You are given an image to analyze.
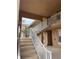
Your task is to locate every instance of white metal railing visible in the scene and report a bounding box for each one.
[30,29,52,59]
[32,12,61,34]
[32,19,48,34]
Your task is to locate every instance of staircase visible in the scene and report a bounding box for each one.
[32,12,60,34]
[20,37,38,59]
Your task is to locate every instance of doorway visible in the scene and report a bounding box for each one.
[47,30,53,46]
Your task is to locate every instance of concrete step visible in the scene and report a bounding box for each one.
[21,47,35,51]
[20,48,35,52]
[21,48,35,51]
[20,39,32,42]
[21,54,38,59]
[20,40,32,44]
[20,39,32,41]
[20,45,34,48]
[20,42,33,45]
[20,39,31,41]
[21,50,36,57]
[20,43,33,47]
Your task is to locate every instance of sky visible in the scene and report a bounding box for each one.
[22,17,35,26]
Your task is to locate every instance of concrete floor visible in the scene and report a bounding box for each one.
[47,46,61,59]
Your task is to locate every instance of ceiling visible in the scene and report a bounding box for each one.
[20,0,61,20]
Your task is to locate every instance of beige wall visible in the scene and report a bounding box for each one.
[17,0,20,23]
[52,29,59,48]
[38,34,42,42]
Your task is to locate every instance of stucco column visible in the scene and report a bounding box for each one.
[52,29,59,48]
[43,32,48,46]
[38,34,42,42]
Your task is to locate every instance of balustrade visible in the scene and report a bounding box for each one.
[30,29,52,59]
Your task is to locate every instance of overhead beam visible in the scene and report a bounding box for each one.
[19,10,47,20]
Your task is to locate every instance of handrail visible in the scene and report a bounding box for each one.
[30,29,52,59]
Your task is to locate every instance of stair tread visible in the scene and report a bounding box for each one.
[20,39,31,41]
[21,51,37,57]
[20,44,33,47]
[21,55,38,59]
[20,42,33,44]
[20,40,32,41]
[21,45,34,48]
[20,47,35,51]
[21,48,36,54]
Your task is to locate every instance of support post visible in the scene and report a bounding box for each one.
[43,32,48,46]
